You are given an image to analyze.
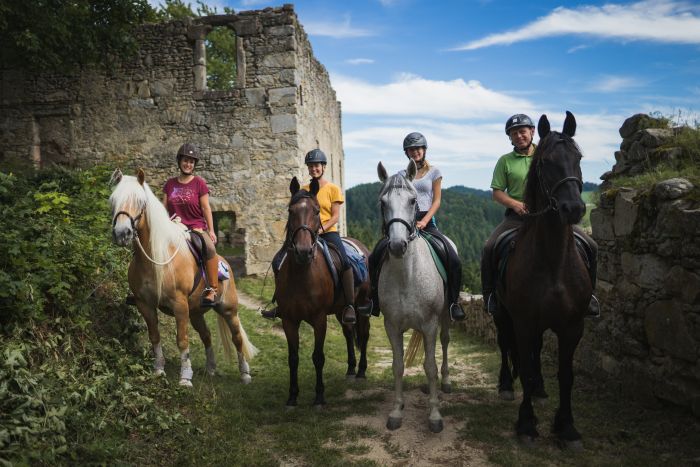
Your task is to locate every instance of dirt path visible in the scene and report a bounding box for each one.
[237,290,494,466]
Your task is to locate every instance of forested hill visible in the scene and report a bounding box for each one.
[345,183,503,292]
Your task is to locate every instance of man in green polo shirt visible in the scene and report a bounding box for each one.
[481,113,600,317]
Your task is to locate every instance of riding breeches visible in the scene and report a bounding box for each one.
[192,228,217,260]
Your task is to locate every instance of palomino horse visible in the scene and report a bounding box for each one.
[110,169,256,387]
[498,111,591,448]
[276,177,371,408]
[377,161,452,433]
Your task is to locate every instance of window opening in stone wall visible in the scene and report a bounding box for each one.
[213,210,246,274]
[205,26,237,91]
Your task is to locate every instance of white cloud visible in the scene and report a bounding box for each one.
[452,0,700,50]
[345,58,375,65]
[590,75,643,92]
[567,44,590,54]
[331,73,536,119]
[305,15,376,38]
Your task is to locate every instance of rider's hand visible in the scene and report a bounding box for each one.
[209,230,217,245]
[416,219,427,230]
[512,201,528,216]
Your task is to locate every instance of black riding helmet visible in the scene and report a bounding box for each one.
[176,143,200,163]
[505,114,534,135]
[403,132,428,151]
[304,149,327,165]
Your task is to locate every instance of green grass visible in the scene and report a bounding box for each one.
[84,276,700,465]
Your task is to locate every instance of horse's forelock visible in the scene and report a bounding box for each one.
[379,173,415,199]
[533,131,581,161]
[289,189,315,207]
[110,175,147,211]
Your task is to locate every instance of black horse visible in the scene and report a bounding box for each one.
[497,111,592,448]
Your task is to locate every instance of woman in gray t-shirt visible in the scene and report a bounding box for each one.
[360,132,466,322]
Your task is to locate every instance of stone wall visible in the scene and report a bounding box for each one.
[0,5,344,275]
[456,114,700,416]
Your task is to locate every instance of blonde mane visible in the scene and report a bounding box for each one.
[109,175,187,298]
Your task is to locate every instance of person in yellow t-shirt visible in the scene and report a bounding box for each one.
[261,149,357,325]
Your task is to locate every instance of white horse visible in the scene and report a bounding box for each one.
[110,169,257,387]
[377,161,452,433]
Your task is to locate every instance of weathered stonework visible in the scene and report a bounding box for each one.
[457,114,700,416]
[0,5,344,275]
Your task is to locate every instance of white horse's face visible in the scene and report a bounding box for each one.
[109,173,146,247]
[379,175,417,258]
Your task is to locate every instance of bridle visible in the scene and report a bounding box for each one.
[381,179,419,241]
[286,193,320,260]
[112,206,145,232]
[525,140,583,218]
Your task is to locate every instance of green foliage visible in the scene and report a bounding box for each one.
[0,167,190,464]
[0,0,157,72]
[346,183,503,292]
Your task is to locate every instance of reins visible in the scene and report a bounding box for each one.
[285,192,321,260]
[113,205,184,266]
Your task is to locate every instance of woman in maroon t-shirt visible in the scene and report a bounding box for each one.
[162,143,219,306]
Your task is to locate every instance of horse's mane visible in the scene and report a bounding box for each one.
[289,189,314,206]
[110,176,187,294]
[524,131,582,211]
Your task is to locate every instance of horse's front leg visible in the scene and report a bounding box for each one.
[173,302,193,387]
[190,312,216,376]
[135,301,165,376]
[340,317,357,378]
[514,329,538,444]
[356,316,370,379]
[384,321,405,430]
[423,327,443,433]
[282,318,301,408]
[495,310,515,400]
[532,334,548,400]
[552,324,584,449]
[439,313,452,393]
[311,315,328,407]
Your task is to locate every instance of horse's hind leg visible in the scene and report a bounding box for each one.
[495,311,515,400]
[356,316,370,379]
[136,303,165,376]
[552,326,584,449]
[190,313,216,376]
[384,321,405,430]
[311,316,328,407]
[423,329,444,433]
[217,307,253,384]
[340,320,357,378]
[439,315,451,393]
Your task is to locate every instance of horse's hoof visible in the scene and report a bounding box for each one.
[154,369,166,377]
[420,384,429,394]
[313,403,325,412]
[206,368,216,377]
[499,390,515,401]
[386,416,403,431]
[518,434,536,447]
[355,373,367,380]
[441,383,452,394]
[429,419,444,433]
[346,374,357,381]
[285,405,296,411]
[179,379,193,387]
[241,374,252,384]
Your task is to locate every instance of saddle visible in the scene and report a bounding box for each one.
[418,231,448,285]
[186,230,230,291]
[494,228,595,289]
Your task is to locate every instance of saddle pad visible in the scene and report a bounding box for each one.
[419,233,447,285]
[342,239,369,285]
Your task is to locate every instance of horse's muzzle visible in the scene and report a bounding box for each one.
[112,227,134,246]
[388,238,408,257]
[558,199,586,225]
[292,246,314,265]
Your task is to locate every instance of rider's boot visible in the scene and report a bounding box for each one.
[201,256,219,307]
[586,294,601,318]
[449,302,466,321]
[484,291,498,315]
[341,268,357,325]
[125,294,136,306]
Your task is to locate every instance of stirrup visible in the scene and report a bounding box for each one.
[357,299,373,317]
[125,295,136,306]
[341,305,357,325]
[486,293,498,315]
[259,303,278,320]
[449,302,466,322]
[586,295,601,318]
[200,287,218,307]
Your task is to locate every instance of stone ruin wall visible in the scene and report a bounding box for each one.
[0,5,344,275]
[457,114,700,416]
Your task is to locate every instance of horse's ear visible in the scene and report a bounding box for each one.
[110,169,123,186]
[538,114,550,139]
[290,177,300,195]
[406,160,417,181]
[563,110,576,137]
[309,177,320,196]
[377,162,388,183]
[136,168,145,186]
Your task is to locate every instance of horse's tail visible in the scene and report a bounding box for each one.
[216,315,259,362]
[404,330,424,367]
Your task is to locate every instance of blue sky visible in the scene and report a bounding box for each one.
[211,0,699,189]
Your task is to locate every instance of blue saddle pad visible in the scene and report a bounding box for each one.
[343,239,369,285]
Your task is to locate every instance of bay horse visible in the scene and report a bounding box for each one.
[109,169,257,387]
[376,160,452,433]
[498,111,591,448]
[276,176,371,408]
